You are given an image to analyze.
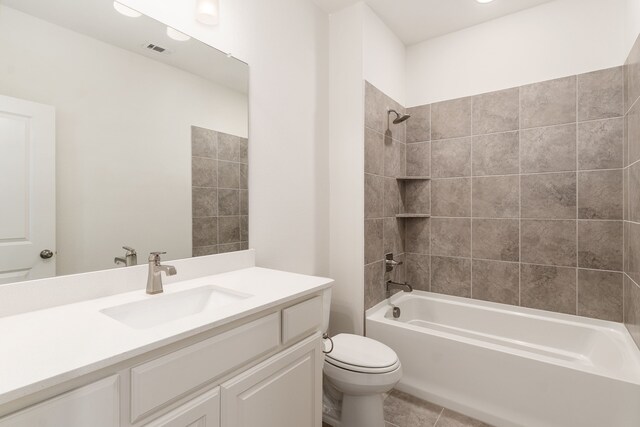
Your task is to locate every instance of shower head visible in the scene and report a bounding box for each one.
[388,109,411,124]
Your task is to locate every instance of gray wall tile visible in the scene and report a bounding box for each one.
[624,276,640,350]
[630,161,640,222]
[405,218,429,254]
[192,187,217,217]
[406,104,431,143]
[629,101,640,165]
[520,124,576,173]
[521,173,576,219]
[432,178,470,217]
[472,219,519,262]
[239,138,248,164]
[578,220,623,271]
[193,217,217,247]
[578,169,623,219]
[626,37,640,113]
[472,87,519,134]
[521,220,576,267]
[365,173,384,219]
[192,157,217,187]
[432,137,471,178]
[191,126,217,158]
[406,253,430,291]
[240,190,249,215]
[472,260,519,305]
[240,164,248,190]
[627,222,640,285]
[404,180,430,214]
[472,131,519,176]
[432,97,472,140]
[431,256,471,297]
[406,142,430,177]
[578,269,623,322]
[384,217,405,255]
[219,243,242,253]
[218,216,241,244]
[240,216,248,242]
[218,132,242,161]
[218,161,240,189]
[193,245,218,257]
[218,189,240,216]
[578,118,624,170]
[384,136,406,177]
[364,261,384,310]
[472,176,519,218]
[578,67,624,121]
[365,127,384,175]
[521,264,577,314]
[521,76,576,129]
[365,219,383,265]
[384,177,402,217]
[431,218,471,257]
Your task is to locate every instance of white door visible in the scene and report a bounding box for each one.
[221,335,323,427]
[0,95,55,284]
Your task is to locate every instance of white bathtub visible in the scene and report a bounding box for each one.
[366,291,640,427]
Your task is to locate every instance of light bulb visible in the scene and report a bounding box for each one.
[166,27,191,41]
[195,0,219,26]
[113,1,142,18]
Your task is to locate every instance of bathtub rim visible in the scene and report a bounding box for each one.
[366,290,640,385]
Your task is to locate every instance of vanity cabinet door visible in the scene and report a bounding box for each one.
[0,375,119,427]
[144,387,220,427]
[221,334,322,427]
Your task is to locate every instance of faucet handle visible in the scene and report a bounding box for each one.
[123,246,136,254]
[149,251,167,262]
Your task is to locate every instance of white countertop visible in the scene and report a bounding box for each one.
[0,267,332,406]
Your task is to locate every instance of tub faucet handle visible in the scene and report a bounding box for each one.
[385,253,403,272]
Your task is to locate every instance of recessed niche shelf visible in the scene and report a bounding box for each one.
[396,176,431,181]
[396,214,431,218]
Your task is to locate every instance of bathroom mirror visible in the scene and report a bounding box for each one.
[0,0,249,283]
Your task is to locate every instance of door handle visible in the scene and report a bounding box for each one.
[40,249,54,259]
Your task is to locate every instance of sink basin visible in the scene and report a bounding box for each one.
[100,285,252,329]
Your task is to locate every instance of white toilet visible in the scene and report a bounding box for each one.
[321,293,402,427]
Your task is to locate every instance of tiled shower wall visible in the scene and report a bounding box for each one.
[191,126,249,256]
[624,35,640,349]
[365,62,628,321]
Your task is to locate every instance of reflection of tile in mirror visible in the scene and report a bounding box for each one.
[191,127,248,257]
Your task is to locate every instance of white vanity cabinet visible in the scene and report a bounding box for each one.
[0,376,120,427]
[0,294,326,427]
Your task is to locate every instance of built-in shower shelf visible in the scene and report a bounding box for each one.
[396,176,431,181]
[396,214,431,218]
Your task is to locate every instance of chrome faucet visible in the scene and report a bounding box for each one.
[386,280,412,299]
[146,252,177,295]
[115,246,137,267]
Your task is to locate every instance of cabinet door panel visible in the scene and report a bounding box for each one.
[221,334,322,427]
[0,376,119,427]
[144,387,220,427]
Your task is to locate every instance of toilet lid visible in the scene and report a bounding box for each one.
[325,334,399,373]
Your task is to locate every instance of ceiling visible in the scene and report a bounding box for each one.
[1,0,248,93]
[313,0,555,45]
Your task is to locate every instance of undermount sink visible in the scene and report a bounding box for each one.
[100,285,252,329]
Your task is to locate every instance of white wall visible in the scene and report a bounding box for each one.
[329,3,365,335]
[627,0,640,54]
[363,5,406,106]
[118,0,330,276]
[406,0,627,106]
[0,5,248,275]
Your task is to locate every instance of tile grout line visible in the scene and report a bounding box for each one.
[470,98,474,299]
[518,85,522,307]
[576,76,580,316]
[432,408,445,427]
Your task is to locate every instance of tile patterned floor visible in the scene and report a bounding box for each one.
[323,389,492,427]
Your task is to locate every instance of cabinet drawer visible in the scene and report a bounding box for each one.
[144,387,220,427]
[282,296,323,345]
[0,376,119,427]
[131,313,280,422]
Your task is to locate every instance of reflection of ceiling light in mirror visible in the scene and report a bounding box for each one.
[195,0,219,26]
[113,1,142,17]
[476,0,495,3]
[166,27,191,42]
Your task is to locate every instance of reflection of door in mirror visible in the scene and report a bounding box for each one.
[0,95,55,284]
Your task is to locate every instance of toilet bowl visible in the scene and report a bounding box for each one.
[322,333,402,427]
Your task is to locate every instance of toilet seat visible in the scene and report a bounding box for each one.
[325,334,400,374]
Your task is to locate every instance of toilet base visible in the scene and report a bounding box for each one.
[340,393,385,427]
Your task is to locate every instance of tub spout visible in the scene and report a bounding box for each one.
[386,280,412,299]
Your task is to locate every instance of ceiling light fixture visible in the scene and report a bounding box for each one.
[113,1,142,18]
[195,0,219,26]
[166,27,191,41]
[476,0,495,3]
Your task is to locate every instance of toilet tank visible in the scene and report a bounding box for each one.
[322,287,332,333]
